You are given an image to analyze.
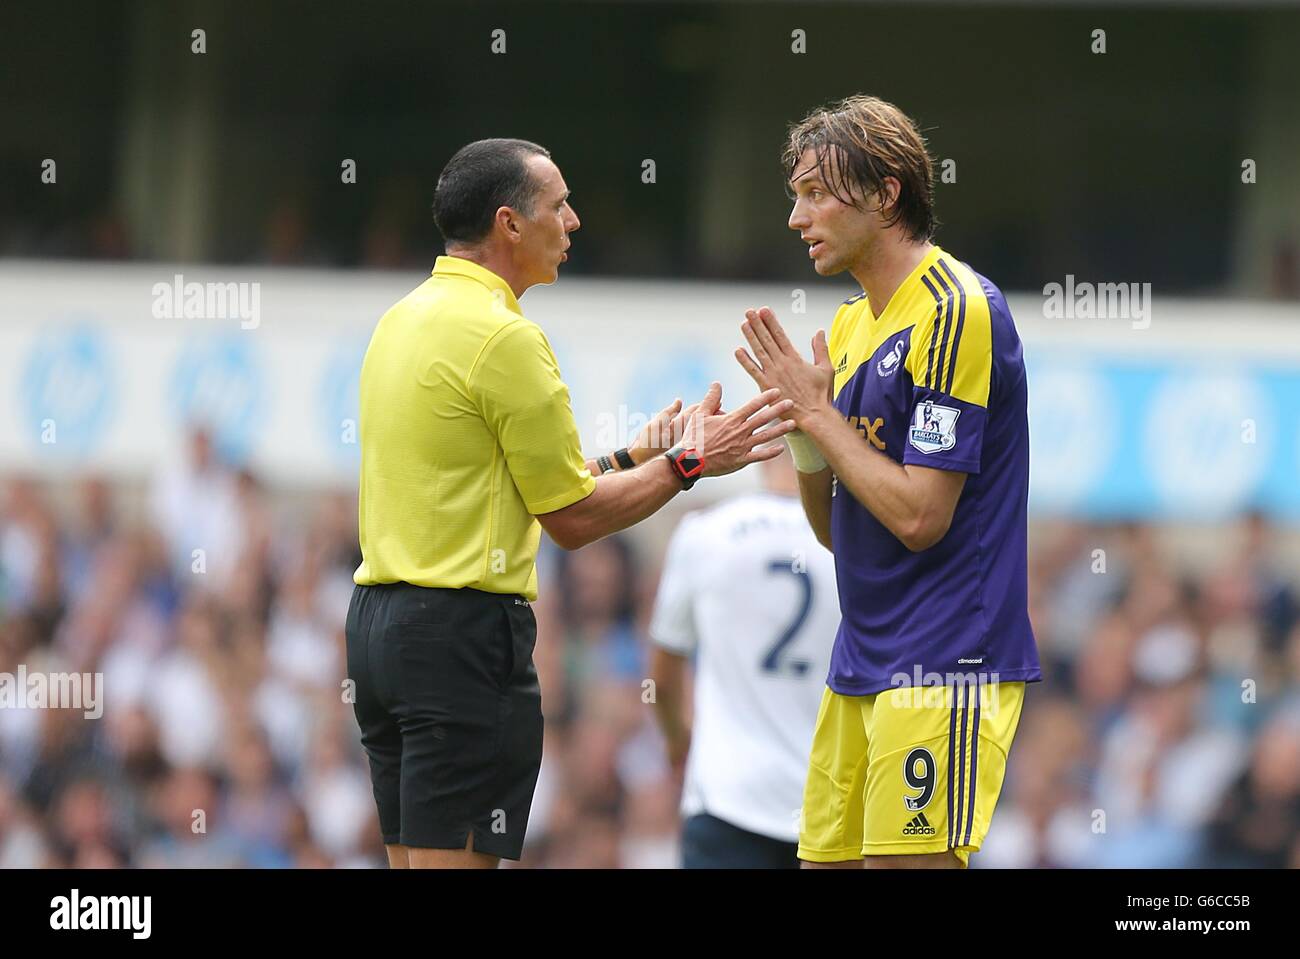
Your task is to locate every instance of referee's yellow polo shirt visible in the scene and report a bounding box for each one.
[353,255,595,600]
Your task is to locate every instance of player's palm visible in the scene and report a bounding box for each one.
[737,309,834,428]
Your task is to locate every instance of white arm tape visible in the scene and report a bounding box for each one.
[784,430,828,473]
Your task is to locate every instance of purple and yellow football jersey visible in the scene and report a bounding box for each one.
[826,245,1041,695]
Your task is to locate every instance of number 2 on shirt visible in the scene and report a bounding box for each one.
[760,559,813,676]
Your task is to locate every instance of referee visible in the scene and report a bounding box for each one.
[345,138,797,869]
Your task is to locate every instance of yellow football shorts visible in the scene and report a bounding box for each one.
[798,681,1026,866]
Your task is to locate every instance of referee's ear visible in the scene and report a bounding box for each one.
[494,205,524,244]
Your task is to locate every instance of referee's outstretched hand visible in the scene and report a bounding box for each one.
[681,381,797,477]
[629,396,686,460]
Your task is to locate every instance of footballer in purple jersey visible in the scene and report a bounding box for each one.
[821,245,1041,695]
[736,95,1040,870]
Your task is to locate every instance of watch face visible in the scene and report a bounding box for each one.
[679,451,703,477]
[667,446,704,487]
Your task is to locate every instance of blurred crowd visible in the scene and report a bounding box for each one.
[0,430,1297,868]
[8,198,435,273]
[989,516,1300,868]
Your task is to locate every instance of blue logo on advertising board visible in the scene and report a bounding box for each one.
[169,335,265,463]
[21,327,114,456]
[320,339,367,463]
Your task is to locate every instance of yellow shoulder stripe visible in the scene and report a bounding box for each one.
[906,258,992,408]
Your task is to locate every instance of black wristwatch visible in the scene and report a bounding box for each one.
[664,444,705,490]
[613,447,636,471]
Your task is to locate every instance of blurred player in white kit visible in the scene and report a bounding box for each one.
[648,457,840,868]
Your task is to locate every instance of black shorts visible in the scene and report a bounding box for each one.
[681,813,800,869]
[344,582,543,860]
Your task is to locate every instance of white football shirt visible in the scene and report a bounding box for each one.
[649,491,840,842]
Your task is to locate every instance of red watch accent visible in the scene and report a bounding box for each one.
[664,444,705,489]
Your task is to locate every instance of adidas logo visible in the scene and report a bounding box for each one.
[903,812,937,836]
[835,354,848,375]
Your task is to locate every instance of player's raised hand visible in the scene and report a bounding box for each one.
[736,307,833,428]
[682,385,797,477]
[811,327,834,403]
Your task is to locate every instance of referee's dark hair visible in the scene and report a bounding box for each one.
[433,138,552,245]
